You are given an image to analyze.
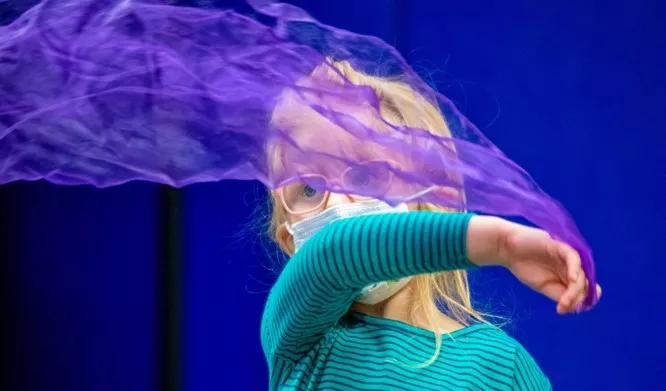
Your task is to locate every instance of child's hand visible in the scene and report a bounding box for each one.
[467,216,602,314]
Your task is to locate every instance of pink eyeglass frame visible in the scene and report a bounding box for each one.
[277,159,400,215]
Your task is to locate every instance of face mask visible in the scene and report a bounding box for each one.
[285,198,413,305]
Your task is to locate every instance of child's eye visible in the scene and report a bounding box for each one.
[350,171,370,187]
[301,184,318,198]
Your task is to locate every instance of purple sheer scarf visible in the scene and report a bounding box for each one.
[0,0,599,309]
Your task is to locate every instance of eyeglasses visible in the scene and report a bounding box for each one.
[278,159,398,215]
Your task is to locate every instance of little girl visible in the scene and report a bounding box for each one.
[261,60,599,390]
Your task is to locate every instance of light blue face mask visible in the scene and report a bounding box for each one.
[285,198,413,305]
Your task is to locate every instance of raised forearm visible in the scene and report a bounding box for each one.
[466,215,511,267]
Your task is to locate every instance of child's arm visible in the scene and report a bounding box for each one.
[260,211,477,366]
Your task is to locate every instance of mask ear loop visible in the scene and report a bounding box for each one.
[283,221,295,236]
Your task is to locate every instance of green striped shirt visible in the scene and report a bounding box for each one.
[261,211,551,390]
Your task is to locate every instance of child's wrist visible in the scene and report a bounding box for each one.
[466,215,511,267]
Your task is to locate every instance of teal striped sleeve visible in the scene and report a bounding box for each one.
[260,211,477,365]
[512,343,552,390]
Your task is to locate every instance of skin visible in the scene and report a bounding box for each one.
[280,191,603,334]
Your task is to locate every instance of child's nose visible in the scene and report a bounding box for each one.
[325,192,355,209]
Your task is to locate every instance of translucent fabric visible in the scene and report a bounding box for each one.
[0,0,598,309]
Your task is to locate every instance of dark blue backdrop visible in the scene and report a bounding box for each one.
[1,1,664,390]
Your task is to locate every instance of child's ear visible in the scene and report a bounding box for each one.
[276,222,296,256]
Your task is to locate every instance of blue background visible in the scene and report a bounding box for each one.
[1,0,664,390]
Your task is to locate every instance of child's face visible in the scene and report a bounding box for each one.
[274,92,397,225]
[272,86,432,226]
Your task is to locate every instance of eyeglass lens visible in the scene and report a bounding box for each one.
[283,162,393,213]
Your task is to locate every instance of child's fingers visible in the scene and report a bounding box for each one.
[572,278,589,310]
[552,241,584,314]
[558,266,585,314]
[541,281,566,303]
[539,278,571,314]
[570,271,586,311]
[558,242,581,283]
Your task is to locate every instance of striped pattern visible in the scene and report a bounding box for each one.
[261,211,551,390]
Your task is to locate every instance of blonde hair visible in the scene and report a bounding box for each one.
[265,59,490,368]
